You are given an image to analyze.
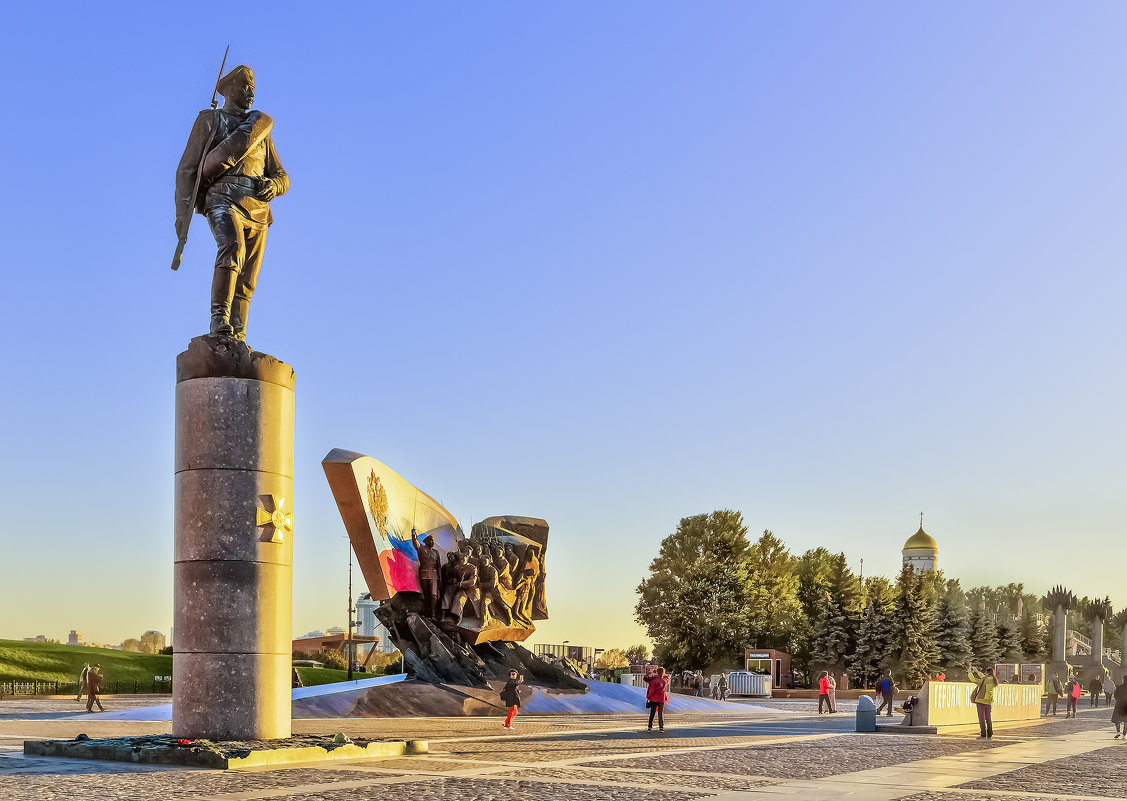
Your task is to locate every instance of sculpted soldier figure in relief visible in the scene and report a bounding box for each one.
[174,64,289,341]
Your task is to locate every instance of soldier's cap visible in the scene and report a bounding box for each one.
[217,65,255,96]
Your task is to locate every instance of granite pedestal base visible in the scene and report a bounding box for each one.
[173,336,295,740]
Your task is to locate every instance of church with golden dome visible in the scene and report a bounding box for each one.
[902,516,939,572]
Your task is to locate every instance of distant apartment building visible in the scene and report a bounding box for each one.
[355,594,395,654]
[68,629,83,646]
[22,634,47,643]
[292,595,395,658]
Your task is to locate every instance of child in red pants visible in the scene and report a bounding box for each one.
[500,670,523,730]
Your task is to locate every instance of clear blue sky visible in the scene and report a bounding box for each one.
[1,3,1124,648]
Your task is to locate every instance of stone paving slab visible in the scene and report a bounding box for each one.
[899,794,1090,801]
[956,742,1127,799]
[497,766,778,792]
[278,777,710,801]
[0,766,405,801]
[585,734,1007,779]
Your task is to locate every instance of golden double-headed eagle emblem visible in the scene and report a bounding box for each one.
[367,470,389,539]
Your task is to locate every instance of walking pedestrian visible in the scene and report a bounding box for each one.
[1089,675,1104,708]
[717,673,729,701]
[1044,673,1063,716]
[75,663,90,703]
[1065,675,1080,718]
[85,665,105,713]
[876,670,896,717]
[694,670,704,698]
[828,673,838,713]
[1104,675,1115,707]
[973,666,998,739]
[1113,674,1127,739]
[499,669,522,730]
[644,666,670,732]
[818,672,833,714]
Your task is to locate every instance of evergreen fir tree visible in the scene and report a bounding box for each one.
[849,579,895,689]
[969,604,1000,668]
[996,617,1023,662]
[893,564,939,687]
[1019,611,1043,661]
[933,579,973,674]
[811,553,862,678]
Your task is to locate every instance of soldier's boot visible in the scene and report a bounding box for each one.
[230,292,251,342]
[210,268,238,336]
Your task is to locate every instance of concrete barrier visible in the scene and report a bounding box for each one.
[908,680,1041,727]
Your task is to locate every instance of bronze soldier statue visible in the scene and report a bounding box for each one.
[438,552,460,618]
[411,528,441,618]
[476,555,513,627]
[174,64,289,341]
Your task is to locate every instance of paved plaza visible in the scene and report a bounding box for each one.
[0,697,1123,800]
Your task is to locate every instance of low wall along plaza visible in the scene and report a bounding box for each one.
[915,680,1041,727]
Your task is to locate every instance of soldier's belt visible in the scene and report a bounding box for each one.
[213,175,260,189]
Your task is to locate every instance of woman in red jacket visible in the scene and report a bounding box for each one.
[644,666,670,732]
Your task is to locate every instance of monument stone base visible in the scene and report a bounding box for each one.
[173,335,295,741]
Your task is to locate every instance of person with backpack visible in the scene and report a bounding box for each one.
[1044,673,1063,716]
[972,666,998,739]
[1065,675,1081,718]
[499,670,522,730]
[876,670,896,717]
[644,666,670,732]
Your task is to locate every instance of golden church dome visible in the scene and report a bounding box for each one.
[903,526,938,552]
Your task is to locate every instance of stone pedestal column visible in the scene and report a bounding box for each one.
[1090,616,1105,670]
[1052,607,1067,664]
[173,336,295,740]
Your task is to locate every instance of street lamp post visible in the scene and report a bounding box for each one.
[346,537,355,681]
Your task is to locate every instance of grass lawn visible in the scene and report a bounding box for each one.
[0,639,172,684]
[295,666,405,686]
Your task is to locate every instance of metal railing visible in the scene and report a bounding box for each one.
[0,680,172,696]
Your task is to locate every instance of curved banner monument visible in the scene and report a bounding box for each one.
[323,449,579,691]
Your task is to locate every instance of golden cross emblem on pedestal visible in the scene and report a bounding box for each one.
[256,495,292,543]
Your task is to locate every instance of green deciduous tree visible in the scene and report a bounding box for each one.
[635,510,753,672]
[625,643,651,663]
[792,547,835,686]
[746,531,802,651]
[594,648,630,676]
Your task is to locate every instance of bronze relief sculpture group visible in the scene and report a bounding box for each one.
[413,530,547,634]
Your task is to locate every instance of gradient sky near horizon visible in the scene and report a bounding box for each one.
[1,3,1124,649]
